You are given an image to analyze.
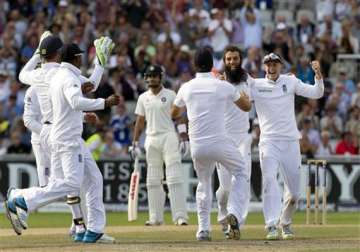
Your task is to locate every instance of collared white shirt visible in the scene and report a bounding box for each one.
[251,74,324,141]
[225,75,254,135]
[19,54,104,124]
[174,72,240,144]
[135,87,176,136]
[49,62,105,144]
[23,86,42,144]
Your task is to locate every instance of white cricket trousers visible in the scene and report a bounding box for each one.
[259,139,301,228]
[191,136,249,233]
[16,138,105,233]
[145,131,188,223]
[216,133,252,225]
[31,142,49,187]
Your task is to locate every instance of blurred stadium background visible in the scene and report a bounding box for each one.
[0,0,359,213]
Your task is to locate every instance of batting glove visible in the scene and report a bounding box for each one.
[94,36,115,67]
[35,30,52,55]
[180,141,190,158]
[129,142,141,160]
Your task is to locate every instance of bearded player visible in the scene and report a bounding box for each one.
[215,45,253,237]
[130,65,188,226]
[251,53,324,240]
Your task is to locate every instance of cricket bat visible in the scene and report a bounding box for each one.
[128,156,140,221]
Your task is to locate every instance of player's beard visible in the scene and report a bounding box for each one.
[224,64,248,84]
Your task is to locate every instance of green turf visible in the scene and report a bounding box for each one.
[0,212,359,251]
[0,211,359,228]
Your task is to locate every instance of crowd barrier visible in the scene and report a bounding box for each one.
[0,155,359,212]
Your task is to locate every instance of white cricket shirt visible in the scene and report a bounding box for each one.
[224,75,254,135]
[174,72,240,144]
[23,86,42,144]
[135,87,176,136]
[251,75,324,141]
[19,54,104,124]
[49,63,105,144]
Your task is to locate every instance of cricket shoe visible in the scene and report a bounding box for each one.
[196,230,211,241]
[226,214,240,240]
[82,230,115,244]
[175,217,188,226]
[219,219,229,238]
[73,231,86,242]
[266,226,279,240]
[145,220,163,226]
[4,188,23,235]
[14,196,29,229]
[281,225,295,240]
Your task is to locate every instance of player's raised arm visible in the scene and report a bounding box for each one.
[294,61,324,99]
[78,36,115,92]
[19,31,53,85]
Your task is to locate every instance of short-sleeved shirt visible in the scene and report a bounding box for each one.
[135,88,176,136]
[174,72,240,144]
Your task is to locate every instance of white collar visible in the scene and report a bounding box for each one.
[265,75,281,85]
[60,62,81,76]
[196,72,213,78]
[42,62,60,70]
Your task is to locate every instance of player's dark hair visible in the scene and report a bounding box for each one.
[42,51,58,61]
[223,45,243,61]
[194,47,213,72]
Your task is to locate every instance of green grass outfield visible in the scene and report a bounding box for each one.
[0,212,359,252]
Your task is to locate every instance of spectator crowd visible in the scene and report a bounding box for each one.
[0,0,359,158]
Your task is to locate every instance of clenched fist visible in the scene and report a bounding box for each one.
[105,94,121,107]
[311,61,322,79]
[81,82,94,94]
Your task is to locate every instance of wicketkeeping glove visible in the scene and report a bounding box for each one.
[35,30,52,54]
[94,36,115,67]
[180,141,190,158]
[129,142,141,160]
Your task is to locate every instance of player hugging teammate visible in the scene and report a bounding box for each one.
[170,46,324,241]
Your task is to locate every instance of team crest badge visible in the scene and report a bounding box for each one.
[282,84,287,93]
[161,97,166,103]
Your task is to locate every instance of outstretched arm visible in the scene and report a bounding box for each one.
[63,78,105,111]
[294,61,324,99]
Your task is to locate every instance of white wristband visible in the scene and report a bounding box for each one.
[177,124,187,134]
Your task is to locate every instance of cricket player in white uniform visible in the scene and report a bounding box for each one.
[5,43,120,243]
[171,48,251,241]
[215,46,253,235]
[251,53,324,240]
[16,33,114,242]
[130,65,189,226]
[23,86,48,187]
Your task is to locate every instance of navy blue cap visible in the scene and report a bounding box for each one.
[39,36,63,57]
[145,65,163,76]
[60,43,84,62]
